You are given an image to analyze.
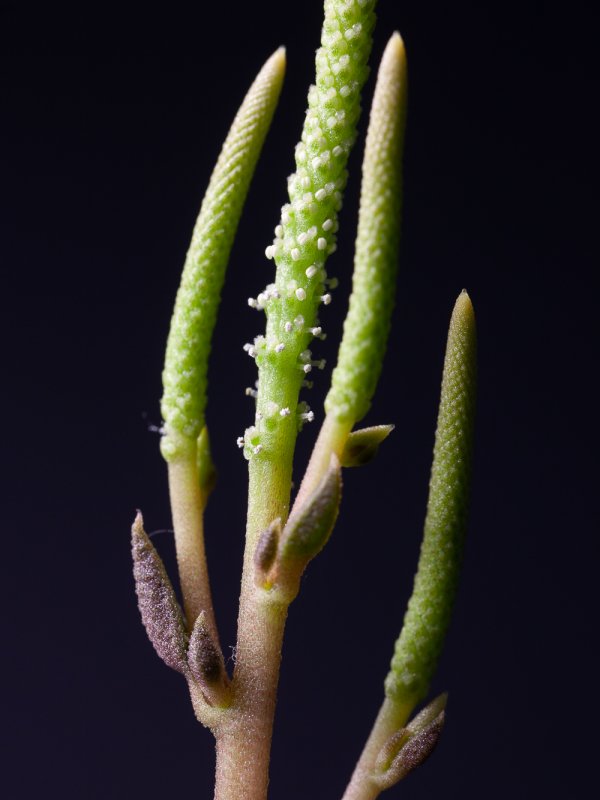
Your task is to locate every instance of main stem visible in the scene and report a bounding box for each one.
[213,434,296,800]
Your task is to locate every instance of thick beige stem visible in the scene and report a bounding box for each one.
[213,591,288,800]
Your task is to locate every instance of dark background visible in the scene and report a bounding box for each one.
[2,0,596,797]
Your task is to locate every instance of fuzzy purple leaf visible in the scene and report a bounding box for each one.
[131,512,188,674]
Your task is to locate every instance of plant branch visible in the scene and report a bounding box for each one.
[167,448,219,639]
[342,698,413,800]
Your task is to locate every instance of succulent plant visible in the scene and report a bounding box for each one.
[131,2,477,798]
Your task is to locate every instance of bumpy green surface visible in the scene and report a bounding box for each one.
[385,292,477,707]
[242,0,377,460]
[326,32,407,424]
[160,49,285,460]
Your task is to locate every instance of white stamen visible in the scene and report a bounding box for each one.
[295,288,306,301]
[275,224,283,237]
[297,232,308,245]
[265,245,274,259]
[305,265,318,278]
[301,410,315,422]
[280,407,291,417]
[275,342,286,353]
[291,248,300,261]
[310,326,322,336]
[253,445,263,455]
[245,387,258,398]
[303,364,312,373]
[247,297,258,308]
[322,218,333,231]
[315,188,327,201]
[284,321,293,333]
[236,437,245,448]
[321,293,332,305]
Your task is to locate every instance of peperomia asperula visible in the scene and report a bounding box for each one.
[131,2,477,799]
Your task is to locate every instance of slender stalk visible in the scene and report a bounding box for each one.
[292,413,352,513]
[342,698,413,800]
[167,450,219,638]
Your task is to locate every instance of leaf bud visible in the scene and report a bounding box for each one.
[340,424,394,467]
[131,512,188,674]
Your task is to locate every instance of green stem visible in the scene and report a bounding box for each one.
[342,698,413,800]
[167,449,218,640]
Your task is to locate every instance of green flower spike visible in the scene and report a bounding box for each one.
[294,30,407,509]
[343,292,476,800]
[161,47,286,462]
[241,0,377,509]
[386,290,477,710]
[325,31,407,426]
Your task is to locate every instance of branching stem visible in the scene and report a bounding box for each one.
[342,698,413,800]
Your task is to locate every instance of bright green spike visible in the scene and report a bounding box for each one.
[160,48,286,461]
[385,291,477,708]
[242,0,377,462]
[325,32,407,425]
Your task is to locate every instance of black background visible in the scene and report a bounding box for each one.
[2,0,597,797]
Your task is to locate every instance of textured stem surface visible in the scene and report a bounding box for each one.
[214,595,288,800]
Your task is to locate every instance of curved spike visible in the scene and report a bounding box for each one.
[161,47,286,461]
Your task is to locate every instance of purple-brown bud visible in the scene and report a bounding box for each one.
[131,512,188,674]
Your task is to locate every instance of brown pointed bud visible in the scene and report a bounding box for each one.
[254,518,282,586]
[197,426,217,499]
[405,692,447,735]
[281,454,342,562]
[340,424,395,467]
[187,610,229,705]
[374,696,446,788]
[131,512,188,674]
